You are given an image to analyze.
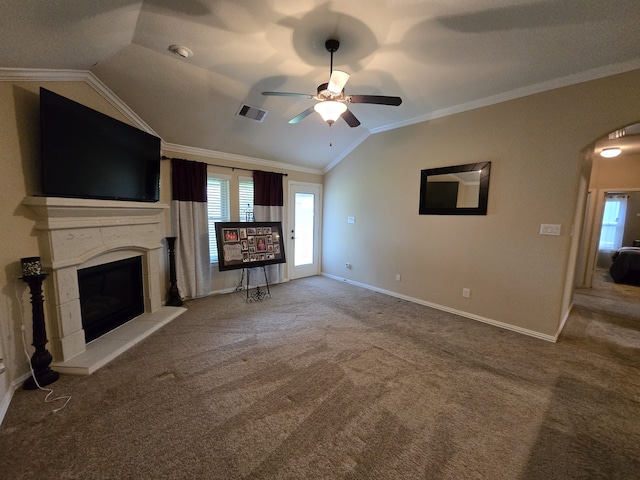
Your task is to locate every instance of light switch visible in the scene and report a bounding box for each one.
[540,224,561,236]
[347,216,355,224]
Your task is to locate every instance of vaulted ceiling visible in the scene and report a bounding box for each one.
[2,1,640,171]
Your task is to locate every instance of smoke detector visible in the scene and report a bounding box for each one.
[168,45,193,59]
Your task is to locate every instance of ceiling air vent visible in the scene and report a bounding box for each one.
[237,103,268,123]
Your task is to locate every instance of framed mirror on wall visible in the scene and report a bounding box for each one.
[419,161,491,215]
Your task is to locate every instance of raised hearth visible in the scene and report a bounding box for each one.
[23,196,185,373]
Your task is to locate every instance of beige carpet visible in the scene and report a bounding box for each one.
[1,276,639,479]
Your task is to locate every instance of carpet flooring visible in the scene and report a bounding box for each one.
[1,275,639,479]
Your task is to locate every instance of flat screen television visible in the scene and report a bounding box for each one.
[40,88,161,202]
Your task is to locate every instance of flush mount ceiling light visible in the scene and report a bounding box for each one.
[168,44,193,59]
[600,147,622,158]
[313,101,347,125]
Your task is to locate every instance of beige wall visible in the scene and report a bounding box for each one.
[323,69,640,339]
[2,69,639,410]
[0,80,323,399]
[0,81,138,399]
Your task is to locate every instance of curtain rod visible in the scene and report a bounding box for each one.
[161,155,288,176]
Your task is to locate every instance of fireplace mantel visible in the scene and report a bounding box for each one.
[22,196,185,373]
[23,196,167,225]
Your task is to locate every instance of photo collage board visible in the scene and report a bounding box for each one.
[214,221,287,271]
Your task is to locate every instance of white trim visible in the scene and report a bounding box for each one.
[0,388,13,426]
[163,142,324,176]
[0,67,90,82]
[6,61,640,176]
[556,302,573,341]
[0,68,158,136]
[0,68,322,176]
[321,273,557,343]
[369,58,640,135]
[288,182,323,280]
[0,372,31,426]
[209,278,290,297]
[323,131,371,173]
[325,59,640,172]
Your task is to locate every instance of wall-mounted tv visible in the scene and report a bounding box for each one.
[40,88,161,202]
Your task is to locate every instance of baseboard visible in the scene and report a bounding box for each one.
[0,372,31,426]
[0,388,12,426]
[210,277,289,297]
[555,301,573,341]
[321,273,556,342]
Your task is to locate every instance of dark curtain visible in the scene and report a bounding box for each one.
[253,170,285,284]
[171,158,207,201]
[253,170,284,206]
[171,158,211,298]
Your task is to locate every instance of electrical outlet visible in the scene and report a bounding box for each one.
[462,288,471,298]
[345,263,351,269]
[395,274,401,281]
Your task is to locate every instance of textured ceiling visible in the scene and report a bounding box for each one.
[2,0,640,171]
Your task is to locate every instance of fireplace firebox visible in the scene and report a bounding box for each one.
[78,256,144,343]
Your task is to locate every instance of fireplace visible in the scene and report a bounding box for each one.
[22,196,185,373]
[79,256,144,343]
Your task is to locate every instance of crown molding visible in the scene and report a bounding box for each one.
[324,131,370,173]
[0,67,90,82]
[162,142,324,176]
[371,59,640,135]
[0,68,157,136]
[0,68,322,176]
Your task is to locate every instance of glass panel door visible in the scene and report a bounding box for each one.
[288,182,321,279]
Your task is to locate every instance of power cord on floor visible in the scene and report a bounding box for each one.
[15,278,71,413]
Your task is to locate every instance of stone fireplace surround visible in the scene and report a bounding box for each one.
[23,196,185,375]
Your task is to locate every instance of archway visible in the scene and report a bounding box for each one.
[573,122,640,318]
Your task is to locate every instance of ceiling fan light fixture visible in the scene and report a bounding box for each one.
[328,70,350,94]
[314,101,347,125]
[600,147,621,158]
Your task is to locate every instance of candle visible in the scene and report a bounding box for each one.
[21,257,43,277]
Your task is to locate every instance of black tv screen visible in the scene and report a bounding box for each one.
[40,88,160,202]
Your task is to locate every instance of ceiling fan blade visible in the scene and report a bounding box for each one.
[262,91,313,98]
[288,106,315,124]
[341,108,361,128]
[327,70,350,94]
[346,95,402,106]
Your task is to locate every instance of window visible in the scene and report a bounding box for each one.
[207,174,230,262]
[239,176,254,222]
[598,195,628,250]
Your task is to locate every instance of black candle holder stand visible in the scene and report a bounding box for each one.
[165,237,183,306]
[20,274,59,390]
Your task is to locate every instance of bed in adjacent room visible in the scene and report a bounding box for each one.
[610,247,640,285]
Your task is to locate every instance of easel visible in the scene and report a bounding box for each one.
[238,266,271,303]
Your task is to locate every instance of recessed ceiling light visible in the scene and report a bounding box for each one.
[168,45,193,59]
[600,147,622,158]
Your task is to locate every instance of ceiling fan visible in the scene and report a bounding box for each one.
[262,39,402,128]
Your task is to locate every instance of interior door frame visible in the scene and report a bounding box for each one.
[287,181,322,280]
[583,187,640,288]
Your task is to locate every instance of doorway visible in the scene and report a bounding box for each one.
[288,182,322,280]
[573,123,640,319]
